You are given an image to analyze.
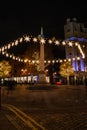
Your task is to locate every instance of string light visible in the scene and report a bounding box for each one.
[48,39,52,44]
[0,34,85,64]
[62,41,66,45]
[55,40,60,45]
[69,41,73,46]
[77,43,85,58]
[40,38,45,44]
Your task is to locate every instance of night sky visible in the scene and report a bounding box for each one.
[0,1,64,43]
[0,1,87,41]
[0,1,87,58]
[64,1,87,22]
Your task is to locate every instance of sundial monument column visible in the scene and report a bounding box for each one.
[38,27,46,83]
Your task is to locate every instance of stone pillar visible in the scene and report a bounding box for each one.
[40,43,44,72]
[38,27,47,83]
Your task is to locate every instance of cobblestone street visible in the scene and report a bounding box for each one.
[1,84,87,130]
[29,112,87,130]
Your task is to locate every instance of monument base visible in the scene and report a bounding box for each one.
[38,72,47,84]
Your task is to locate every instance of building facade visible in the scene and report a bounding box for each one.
[64,18,87,85]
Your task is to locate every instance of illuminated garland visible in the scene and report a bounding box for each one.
[0,34,85,63]
[0,51,82,64]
